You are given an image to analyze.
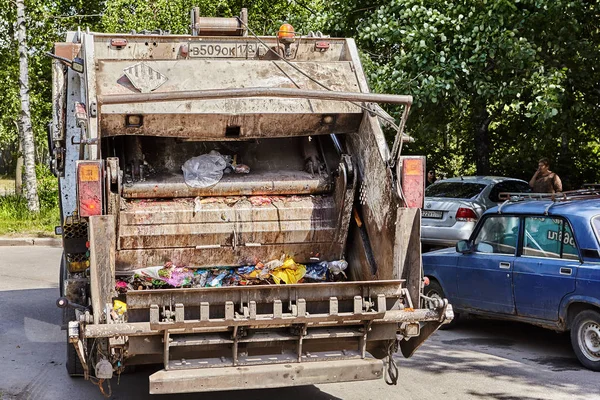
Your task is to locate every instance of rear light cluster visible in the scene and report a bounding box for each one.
[77,161,103,217]
[456,207,478,222]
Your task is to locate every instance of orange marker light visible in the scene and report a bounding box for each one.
[277,23,296,44]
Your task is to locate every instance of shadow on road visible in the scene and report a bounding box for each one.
[0,287,343,400]
[395,317,597,399]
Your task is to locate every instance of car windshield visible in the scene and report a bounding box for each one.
[425,182,487,199]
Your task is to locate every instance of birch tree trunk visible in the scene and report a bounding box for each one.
[16,0,39,212]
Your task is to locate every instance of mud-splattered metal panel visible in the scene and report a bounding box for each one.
[92,35,349,62]
[100,113,362,139]
[116,195,343,268]
[121,170,331,198]
[96,60,362,114]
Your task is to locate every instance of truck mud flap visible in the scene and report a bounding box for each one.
[149,358,383,394]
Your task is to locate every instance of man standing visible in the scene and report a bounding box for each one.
[426,169,437,187]
[529,158,562,193]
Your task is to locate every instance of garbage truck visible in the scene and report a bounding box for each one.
[49,9,453,395]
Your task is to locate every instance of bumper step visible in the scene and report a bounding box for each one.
[150,357,383,394]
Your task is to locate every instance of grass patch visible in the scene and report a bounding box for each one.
[0,177,14,196]
[0,194,60,236]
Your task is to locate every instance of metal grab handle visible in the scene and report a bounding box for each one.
[499,262,511,270]
[560,267,572,276]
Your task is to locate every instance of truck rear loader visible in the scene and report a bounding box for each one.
[49,9,453,395]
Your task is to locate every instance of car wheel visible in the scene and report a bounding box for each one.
[424,280,459,329]
[570,310,600,371]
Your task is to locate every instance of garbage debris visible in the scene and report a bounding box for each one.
[182,151,229,188]
[182,151,251,188]
[327,260,348,279]
[115,258,348,292]
[270,258,306,284]
[305,262,328,281]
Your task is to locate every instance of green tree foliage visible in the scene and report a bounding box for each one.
[320,0,600,187]
[102,0,324,35]
[0,0,103,175]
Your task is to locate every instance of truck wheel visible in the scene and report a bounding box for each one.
[570,310,600,371]
[424,280,458,329]
[65,319,85,377]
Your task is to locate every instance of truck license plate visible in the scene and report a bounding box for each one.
[422,210,443,219]
[189,41,257,58]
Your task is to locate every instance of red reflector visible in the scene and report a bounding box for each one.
[315,41,330,51]
[423,276,430,286]
[77,162,102,217]
[110,38,128,47]
[456,207,478,222]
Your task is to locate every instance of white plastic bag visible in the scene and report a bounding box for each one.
[182,151,228,188]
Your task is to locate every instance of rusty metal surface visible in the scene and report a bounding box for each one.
[120,196,335,225]
[100,112,362,139]
[121,171,331,198]
[124,279,403,309]
[89,215,116,324]
[346,114,400,281]
[115,243,342,270]
[82,307,446,338]
[96,60,362,109]
[149,358,383,394]
[98,86,412,108]
[93,35,348,61]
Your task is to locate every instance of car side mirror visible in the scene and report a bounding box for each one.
[456,240,472,253]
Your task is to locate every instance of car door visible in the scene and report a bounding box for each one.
[512,216,579,320]
[455,215,520,314]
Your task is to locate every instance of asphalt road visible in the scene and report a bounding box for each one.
[1,246,599,400]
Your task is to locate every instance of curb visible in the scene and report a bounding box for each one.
[0,237,62,247]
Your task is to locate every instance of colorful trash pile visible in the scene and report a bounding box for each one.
[116,258,348,293]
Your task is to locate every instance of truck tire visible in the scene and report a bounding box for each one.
[570,310,600,371]
[424,280,458,329]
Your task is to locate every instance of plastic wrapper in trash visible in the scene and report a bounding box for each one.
[234,164,250,174]
[271,257,306,284]
[305,262,328,281]
[207,270,228,287]
[113,300,127,315]
[192,270,209,288]
[327,260,348,279]
[182,151,228,188]
[163,267,194,287]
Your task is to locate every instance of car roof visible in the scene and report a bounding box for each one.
[486,198,600,218]
[434,176,527,185]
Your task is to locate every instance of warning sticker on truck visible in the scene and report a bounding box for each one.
[189,41,257,58]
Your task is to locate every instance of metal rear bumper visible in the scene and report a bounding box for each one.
[149,358,383,394]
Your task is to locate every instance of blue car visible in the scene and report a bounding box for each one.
[423,196,600,371]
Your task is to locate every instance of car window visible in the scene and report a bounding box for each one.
[473,216,520,255]
[523,216,579,260]
[425,182,486,199]
[593,216,600,247]
[488,181,532,203]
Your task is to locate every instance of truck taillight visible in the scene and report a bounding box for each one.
[77,161,103,217]
[456,207,478,222]
[400,156,425,208]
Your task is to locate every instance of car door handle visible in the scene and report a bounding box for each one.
[499,262,511,270]
[560,267,572,276]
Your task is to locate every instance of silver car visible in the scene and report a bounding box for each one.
[421,176,531,248]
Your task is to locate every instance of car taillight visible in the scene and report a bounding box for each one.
[456,207,478,222]
[77,161,103,217]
